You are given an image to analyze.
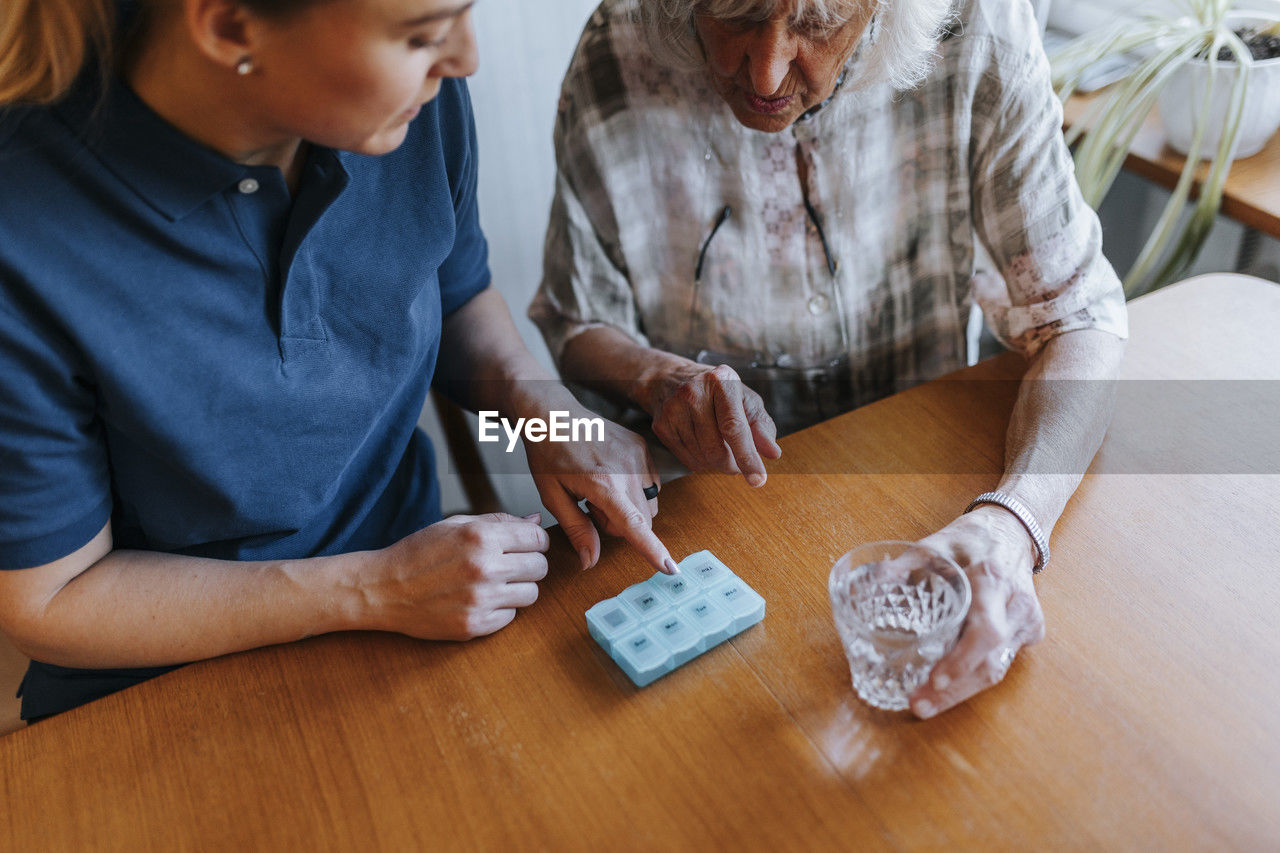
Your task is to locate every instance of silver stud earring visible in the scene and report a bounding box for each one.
[235,57,254,76]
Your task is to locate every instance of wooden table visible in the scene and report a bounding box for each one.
[1064,92,1280,240]
[2,274,1278,850]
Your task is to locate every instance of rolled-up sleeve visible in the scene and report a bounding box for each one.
[968,32,1128,358]
[528,93,650,366]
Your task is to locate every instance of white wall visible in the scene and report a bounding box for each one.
[1049,0,1280,34]
[421,0,602,517]
[469,0,602,366]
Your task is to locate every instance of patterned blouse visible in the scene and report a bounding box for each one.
[529,0,1128,435]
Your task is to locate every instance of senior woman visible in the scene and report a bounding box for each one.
[529,0,1127,717]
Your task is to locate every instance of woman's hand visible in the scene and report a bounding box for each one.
[367,513,551,641]
[908,507,1047,718]
[521,405,677,575]
[641,361,781,486]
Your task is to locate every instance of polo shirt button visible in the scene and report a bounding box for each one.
[807,294,829,315]
[238,178,260,194]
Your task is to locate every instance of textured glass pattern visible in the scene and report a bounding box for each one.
[830,543,971,710]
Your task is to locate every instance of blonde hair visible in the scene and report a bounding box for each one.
[0,0,114,106]
[638,0,957,92]
[0,0,330,108]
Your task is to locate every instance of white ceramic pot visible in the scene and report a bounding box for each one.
[1157,12,1280,160]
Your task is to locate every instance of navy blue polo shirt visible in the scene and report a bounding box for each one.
[0,75,490,718]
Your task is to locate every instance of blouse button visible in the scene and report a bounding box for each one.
[807,294,830,315]
[238,178,260,195]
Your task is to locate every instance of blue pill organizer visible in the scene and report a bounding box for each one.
[585,550,766,687]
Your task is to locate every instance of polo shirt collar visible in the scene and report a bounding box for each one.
[56,76,266,222]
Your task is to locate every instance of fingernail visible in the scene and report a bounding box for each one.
[578,548,593,571]
[933,673,950,690]
[664,558,680,575]
[523,513,541,523]
[914,699,936,719]
[748,473,765,487]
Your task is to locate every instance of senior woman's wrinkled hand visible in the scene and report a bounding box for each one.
[641,360,782,486]
[908,507,1047,718]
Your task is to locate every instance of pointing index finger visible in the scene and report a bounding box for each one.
[711,380,766,486]
[592,485,678,575]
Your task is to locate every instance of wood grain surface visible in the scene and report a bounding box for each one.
[1063,93,1280,239]
[1,274,1277,851]
[0,636,24,736]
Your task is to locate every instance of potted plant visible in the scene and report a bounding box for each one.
[1049,1,1280,296]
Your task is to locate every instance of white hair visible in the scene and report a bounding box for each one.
[637,0,957,93]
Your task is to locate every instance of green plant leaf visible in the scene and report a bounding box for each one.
[1136,30,1252,292]
[1047,0,1266,297]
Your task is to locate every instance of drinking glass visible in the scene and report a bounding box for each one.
[828,541,972,711]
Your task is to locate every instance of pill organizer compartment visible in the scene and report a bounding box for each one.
[585,550,765,687]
